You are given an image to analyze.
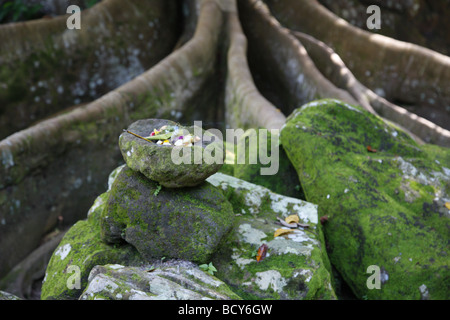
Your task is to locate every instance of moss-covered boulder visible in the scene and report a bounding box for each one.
[206,173,336,299]
[100,166,235,263]
[119,119,224,188]
[41,192,144,300]
[80,262,242,300]
[281,99,450,299]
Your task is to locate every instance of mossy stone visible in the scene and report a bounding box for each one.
[231,128,305,199]
[281,99,450,299]
[100,166,235,263]
[80,262,242,300]
[207,173,336,300]
[41,193,144,300]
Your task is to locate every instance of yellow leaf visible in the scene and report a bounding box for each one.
[274,228,294,238]
[445,202,450,210]
[285,215,299,224]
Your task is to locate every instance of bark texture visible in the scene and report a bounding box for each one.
[0,0,180,140]
[265,0,450,135]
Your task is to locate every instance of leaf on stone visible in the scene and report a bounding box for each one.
[145,132,173,141]
[445,202,450,210]
[366,145,377,153]
[274,228,294,238]
[285,214,299,224]
[208,262,217,272]
[256,243,268,263]
[199,262,217,275]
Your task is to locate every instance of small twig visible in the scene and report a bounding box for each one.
[297,223,310,228]
[123,129,152,143]
[276,217,297,228]
[275,217,309,229]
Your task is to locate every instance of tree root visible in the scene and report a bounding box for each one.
[239,0,359,117]
[265,0,450,131]
[0,0,224,279]
[292,30,450,147]
[0,0,180,140]
[225,0,286,130]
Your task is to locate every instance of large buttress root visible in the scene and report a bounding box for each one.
[264,0,450,107]
[238,0,359,117]
[0,0,224,279]
[292,30,450,147]
[0,0,180,140]
[259,0,449,146]
[225,0,286,130]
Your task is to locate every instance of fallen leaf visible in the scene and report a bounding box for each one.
[367,145,377,153]
[256,244,268,263]
[285,215,299,224]
[274,228,294,237]
[146,132,173,141]
[445,202,450,210]
[320,215,328,225]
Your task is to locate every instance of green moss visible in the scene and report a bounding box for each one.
[212,234,334,300]
[207,173,336,299]
[41,189,144,300]
[41,219,143,300]
[231,129,305,199]
[281,99,450,299]
[100,166,235,263]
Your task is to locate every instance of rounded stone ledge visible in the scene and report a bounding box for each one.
[79,262,241,300]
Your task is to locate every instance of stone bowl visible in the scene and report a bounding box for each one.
[119,119,224,188]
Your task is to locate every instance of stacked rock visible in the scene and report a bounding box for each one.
[100,119,234,263]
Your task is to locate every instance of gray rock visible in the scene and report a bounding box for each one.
[100,166,235,263]
[206,173,336,299]
[79,262,241,300]
[119,119,224,188]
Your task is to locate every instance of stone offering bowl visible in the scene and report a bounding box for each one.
[119,119,224,188]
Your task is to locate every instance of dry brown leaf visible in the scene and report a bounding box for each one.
[285,215,299,224]
[367,145,377,153]
[274,228,294,238]
[256,243,268,263]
